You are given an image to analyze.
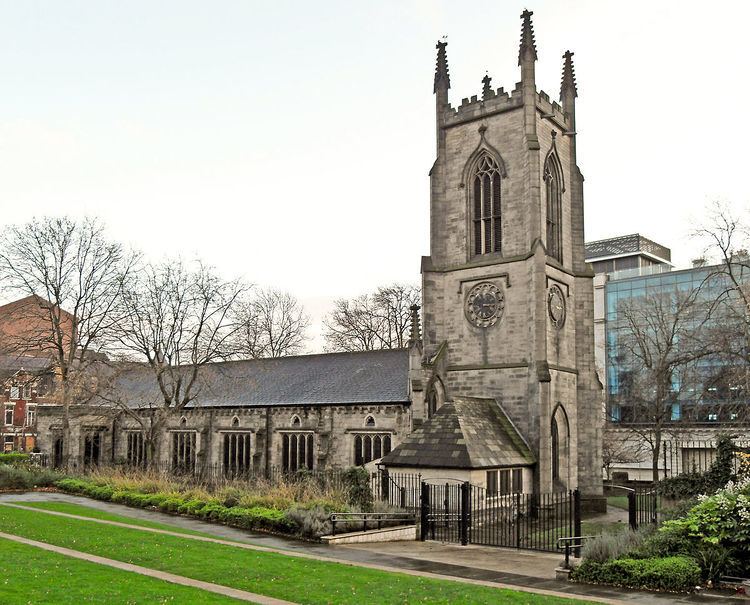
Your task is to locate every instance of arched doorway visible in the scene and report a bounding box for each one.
[426,376,446,418]
[551,403,570,490]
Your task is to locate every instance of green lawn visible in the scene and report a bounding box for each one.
[0,504,597,605]
[14,500,232,540]
[0,537,245,604]
[606,496,629,511]
[581,520,627,536]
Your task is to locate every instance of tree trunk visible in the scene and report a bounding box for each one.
[651,430,662,484]
[61,381,72,471]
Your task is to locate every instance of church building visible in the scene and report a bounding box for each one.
[35,11,602,498]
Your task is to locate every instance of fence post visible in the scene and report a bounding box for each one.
[515,491,522,549]
[573,489,582,558]
[419,481,429,541]
[380,468,390,502]
[627,490,637,530]
[459,482,470,546]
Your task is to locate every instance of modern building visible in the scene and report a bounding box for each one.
[587,235,750,480]
[586,235,673,392]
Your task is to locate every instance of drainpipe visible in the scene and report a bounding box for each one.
[111,413,118,463]
[265,405,271,479]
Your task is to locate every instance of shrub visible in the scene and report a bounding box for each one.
[629,525,692,560]
[659,434,738,500]
[343,467,372,511]
[692,544,738,582]
[286,505,331,538]
[0,452,30,466]
[581,528,651,564]
[659,476,750,576]
[0,464,61,489]
[53,473,311,536]
[572,556,700,592]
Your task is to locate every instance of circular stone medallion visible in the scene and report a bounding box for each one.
[465,282,505,328]
[548,284,566,329]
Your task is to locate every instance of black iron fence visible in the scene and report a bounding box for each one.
[610,438,750,482]
[626,485,659,529]
[371,470,422,510]
[419,480,581,553]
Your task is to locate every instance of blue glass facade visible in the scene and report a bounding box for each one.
[605,266,744,424]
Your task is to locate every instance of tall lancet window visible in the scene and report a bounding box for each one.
[544,152,563,263]
[472,153,502,255]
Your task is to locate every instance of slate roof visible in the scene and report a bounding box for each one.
[96,349,410,409]
[381,397,535,469]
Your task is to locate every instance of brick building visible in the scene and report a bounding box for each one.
[0,296,70,452]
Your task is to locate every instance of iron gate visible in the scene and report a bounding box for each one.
[420,480,581,553]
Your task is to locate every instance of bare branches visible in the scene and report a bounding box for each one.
[323,283,421,352]
[0,216,138,467]
[0,217,137,365]
[230,288,309,359]
[602,434,647,481]
[614,284,712,482]
[117,258,247,411]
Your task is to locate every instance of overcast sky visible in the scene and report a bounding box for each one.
[1,1,748,350]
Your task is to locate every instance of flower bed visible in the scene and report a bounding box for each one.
[573,469,750,592]
[54,466,390,540]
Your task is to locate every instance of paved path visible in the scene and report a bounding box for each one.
[0,530,293,605]
[0,492,741,604]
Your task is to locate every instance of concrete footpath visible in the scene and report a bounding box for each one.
[0,492,742,604]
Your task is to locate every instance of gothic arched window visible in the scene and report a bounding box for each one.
[551,416,560,481]
[471,153,502,255]
[544,152,563,263]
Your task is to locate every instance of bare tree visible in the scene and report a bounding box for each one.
[0,217,137,467]
[612,286,711,482]
[114,259,246,464]
[323,283,420,352]
[601,432,647,481]
[694,202,750,416]
[230,288,309,358]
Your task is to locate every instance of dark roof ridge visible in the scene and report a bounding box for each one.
[204,348,408,368]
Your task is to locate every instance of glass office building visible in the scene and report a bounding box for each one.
[587,235,747,426]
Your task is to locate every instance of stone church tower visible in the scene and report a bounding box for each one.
[411,11,602,496]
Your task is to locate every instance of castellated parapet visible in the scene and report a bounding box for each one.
[443,84,570,130]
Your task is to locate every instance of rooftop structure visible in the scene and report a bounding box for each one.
[586,234,672,278]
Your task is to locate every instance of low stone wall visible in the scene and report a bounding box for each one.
[320,525,417,545]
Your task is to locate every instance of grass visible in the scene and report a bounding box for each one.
[581,520,627,536]
[0,537,245,604]
[606,495,629,511]
[14,500,231,540]
[0,504,596,605]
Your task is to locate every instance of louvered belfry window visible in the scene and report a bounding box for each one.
[472,153,502,255]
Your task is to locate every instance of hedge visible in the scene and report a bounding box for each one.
[0,452,30,465]
[55,477,297,534]
[571,556,700,592]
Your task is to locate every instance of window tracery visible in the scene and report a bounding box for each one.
[471,153,502,255]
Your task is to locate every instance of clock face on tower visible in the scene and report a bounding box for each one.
[548,285,566,329]
[465,282,505,328]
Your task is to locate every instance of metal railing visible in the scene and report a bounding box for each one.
[329,512,416,535]
[558,535,597,569]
